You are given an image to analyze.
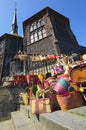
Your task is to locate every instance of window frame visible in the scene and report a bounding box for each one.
[29,19,46,44]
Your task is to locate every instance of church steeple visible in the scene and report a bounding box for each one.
[11,8,18,34]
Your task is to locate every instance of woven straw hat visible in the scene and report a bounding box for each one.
[82,54,86,61]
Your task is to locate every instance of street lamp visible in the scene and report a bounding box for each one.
[18,51,28,75]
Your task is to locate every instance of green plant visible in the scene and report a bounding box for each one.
[70,111,86,117]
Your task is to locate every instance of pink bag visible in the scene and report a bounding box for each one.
[47,77,57,87]
[26,74,39,85]
[52,66,64,75]
[53,78,70,94]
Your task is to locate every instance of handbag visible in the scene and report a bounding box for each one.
[30,90,52,114]
[53,78,70,94]
[56,90,84,110]
[47,77,57,88]
[21,93,28,105]
[52,66,64,75]
[13,75,26,85]
[25,74,39,85]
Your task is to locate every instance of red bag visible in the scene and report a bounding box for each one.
[26,74,39,85]
[13,75,26,85]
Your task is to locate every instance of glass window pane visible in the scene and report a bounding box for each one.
[38,30,42,35]
[37,20,41,28]
[35,37,38,41]
[30,24,34,32]
[31,39,34,43]
[43,33,46,37]
[41,19,45,26]
[31,34,34,39]
[39,35,42,39]
[30,33,34,43]
[34,32,38,41]
[30,27,32,32]
[34,32,37,37]
[34,22,37,30]
[38,30,43,39]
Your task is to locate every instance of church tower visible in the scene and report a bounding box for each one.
[0,6,23,83]
[11,8,18,34]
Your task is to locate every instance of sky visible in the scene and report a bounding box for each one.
[0,0,86,47]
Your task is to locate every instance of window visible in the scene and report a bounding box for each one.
[31,33,34,43]
[34,22,37,30]
[38,29,42,40]
[30,19,47,43]
[34,32,38,42]
[37,20,41,28]
[30,24,34,32]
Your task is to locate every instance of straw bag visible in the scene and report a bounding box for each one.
[70,63,86,83]
[82,54,86,62]
[56,90,84,110]
[30,90,52,114]
[31,54,41,62]
[70,63,86,98]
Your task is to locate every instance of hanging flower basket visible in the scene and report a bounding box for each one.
[18,53,28,61]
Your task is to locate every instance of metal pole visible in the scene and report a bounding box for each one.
[23,60,26,75]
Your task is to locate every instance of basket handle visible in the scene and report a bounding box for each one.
[36,90,51,105]
[36,89,45,98]
[69,83,79,91]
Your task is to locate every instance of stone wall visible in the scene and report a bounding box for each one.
[0,84,28,121]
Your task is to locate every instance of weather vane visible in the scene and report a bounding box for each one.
[15,1,17,10]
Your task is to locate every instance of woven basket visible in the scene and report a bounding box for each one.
[70,64,86,83]
[56,91,84,110]
[70,64,86,98]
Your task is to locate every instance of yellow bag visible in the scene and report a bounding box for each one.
[21,93,28,105]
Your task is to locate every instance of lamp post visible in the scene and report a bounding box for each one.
[18,51,28,75]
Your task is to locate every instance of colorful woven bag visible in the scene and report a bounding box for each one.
[53,78,70,94]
